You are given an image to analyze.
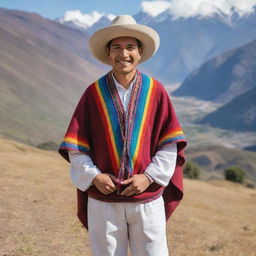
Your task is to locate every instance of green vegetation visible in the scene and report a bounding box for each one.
[183,162,200,179]
[224,166,245,183]
[37,141,59,151]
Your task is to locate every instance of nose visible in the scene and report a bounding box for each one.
[119,48,129,57]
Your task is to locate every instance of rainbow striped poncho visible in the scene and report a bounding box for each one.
[59,71,186,228]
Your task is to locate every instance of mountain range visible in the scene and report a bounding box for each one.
[174,39,256,103]
[58,9,256,83]
[0,7,255,146]
[173,38,256,132]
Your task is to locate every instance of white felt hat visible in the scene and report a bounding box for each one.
[89,15,160,65]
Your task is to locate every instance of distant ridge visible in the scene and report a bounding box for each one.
[173,39,256,104]
[199,87,256,132]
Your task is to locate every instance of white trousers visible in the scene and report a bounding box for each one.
[88,196,169,256]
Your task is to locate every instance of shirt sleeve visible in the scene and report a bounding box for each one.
[144,143,177,187]
[68,151,101,191]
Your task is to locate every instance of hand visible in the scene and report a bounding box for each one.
[120,174,151,197]
[92,173,117,195]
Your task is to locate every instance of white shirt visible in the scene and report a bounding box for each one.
[69,75,177,191]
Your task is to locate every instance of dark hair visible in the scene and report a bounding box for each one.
[106,38,142,49]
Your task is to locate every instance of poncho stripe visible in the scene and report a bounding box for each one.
[130,75,155,168]
[158,129,185,147]
[60,135,90,153]
[93,78,123,171]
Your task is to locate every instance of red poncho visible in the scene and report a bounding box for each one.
[59,71,187,229]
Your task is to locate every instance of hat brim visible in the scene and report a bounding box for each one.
[89,24,160,65]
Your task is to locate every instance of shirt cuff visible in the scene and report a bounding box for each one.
[68,151,101,191]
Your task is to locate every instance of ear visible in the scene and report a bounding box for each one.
[105,47,110,56]
[138,47,143,61]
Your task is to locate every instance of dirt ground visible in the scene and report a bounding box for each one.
[0,138,256,256]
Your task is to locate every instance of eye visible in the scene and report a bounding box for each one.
[128,46,136,50]
[111,46,120,51]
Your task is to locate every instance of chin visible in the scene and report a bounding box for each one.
[120,69,135,75]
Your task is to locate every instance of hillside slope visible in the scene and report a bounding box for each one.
[0,8,105,145]
[186,145,256,183]
[173,39,256,104]
[0,138,255,256]
[199,86,256,132]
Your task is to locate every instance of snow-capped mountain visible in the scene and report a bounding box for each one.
[56,10,114,32]
[56,8,256,83]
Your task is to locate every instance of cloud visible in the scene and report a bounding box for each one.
[141,1,171,17]
[62,10,104,28]
[141,0,256,18]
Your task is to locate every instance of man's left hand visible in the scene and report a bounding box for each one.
[120,174,151,197]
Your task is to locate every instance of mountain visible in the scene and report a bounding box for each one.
[139,11,233,83]
[199,87,256,132]
[0,8,106,145]
[206,8,256,60]
[56,12,112,35]
[86,16,111,35]
[57,9,256,83]
[173,39,256,103]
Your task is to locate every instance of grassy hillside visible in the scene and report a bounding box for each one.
[186,145,256,184]
[0,8,106,146]
[1,137,255,256]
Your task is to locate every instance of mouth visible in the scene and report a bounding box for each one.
[117,59,132,66]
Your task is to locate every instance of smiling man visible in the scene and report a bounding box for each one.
[59,15,186,256]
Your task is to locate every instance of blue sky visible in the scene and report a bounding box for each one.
[0,0,147,19]
[0,0,255,20]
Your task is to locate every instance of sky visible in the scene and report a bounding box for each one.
[0,0,145,19]
[0,0,255,21]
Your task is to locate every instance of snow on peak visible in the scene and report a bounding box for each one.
[141,1,171,17]
[59,10,113,28]
[141,0,256,20]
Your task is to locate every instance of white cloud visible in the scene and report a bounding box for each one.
[62,10,105,28]
[141,1,171,17]
[141,0,256,18]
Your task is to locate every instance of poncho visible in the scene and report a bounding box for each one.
[59,71,187,229]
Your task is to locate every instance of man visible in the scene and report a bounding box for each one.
[59,15,186,256]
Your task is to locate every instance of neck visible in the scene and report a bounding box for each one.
[112,70,137,89]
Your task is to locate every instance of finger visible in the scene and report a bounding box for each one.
[123,189,135,197]
[106,185,116,193]
[98,187,109,195]
[104,175,117,189]
[121,177,134,185]
[121,185,135,196]
[108,174,117,183]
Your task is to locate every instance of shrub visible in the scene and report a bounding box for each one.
[245,182,255,189]
[37,141,59,151]
[183,162,200,179]
[224,166,245,183]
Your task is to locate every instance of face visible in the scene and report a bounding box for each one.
[106,37,142,76]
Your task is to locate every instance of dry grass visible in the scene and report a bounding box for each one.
[0,138,256,256]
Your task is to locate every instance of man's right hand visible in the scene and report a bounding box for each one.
[92,173,117,195]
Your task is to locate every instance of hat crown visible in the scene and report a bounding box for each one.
[111,15,137,26]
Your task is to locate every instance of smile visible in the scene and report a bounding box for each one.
[117,60,132,65]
